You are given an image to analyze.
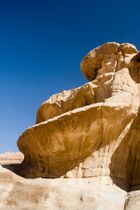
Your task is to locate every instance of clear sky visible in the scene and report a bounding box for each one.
[0,0,140,153]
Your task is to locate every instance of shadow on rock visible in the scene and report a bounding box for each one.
[110,111,140,192]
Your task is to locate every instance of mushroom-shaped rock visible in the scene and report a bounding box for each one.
[17,42,140,192]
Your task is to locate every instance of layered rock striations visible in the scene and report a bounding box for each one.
[17,42,140,190]
[0,42,140,209]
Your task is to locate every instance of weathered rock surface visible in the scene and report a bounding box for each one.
[17,42,140,189]
[0,164,127,210]
[0,152,23,165]
[0,42,140,209]
[0,153,139,209]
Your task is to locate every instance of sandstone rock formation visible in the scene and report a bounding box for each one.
[0,152,23,165]
[0,42,140,209]
[0,163,128,210]
[17,42,140,189]
[1,152,140,210]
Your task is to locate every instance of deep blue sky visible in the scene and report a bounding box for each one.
[0,0,140,153]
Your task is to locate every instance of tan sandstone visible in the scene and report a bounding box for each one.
[17,42,140,188]
[0,42,140,209]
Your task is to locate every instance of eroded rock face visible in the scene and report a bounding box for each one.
[0,163,127,210]
[1,153,140,210]
[17,42,140,194]
[0,42,140,209]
